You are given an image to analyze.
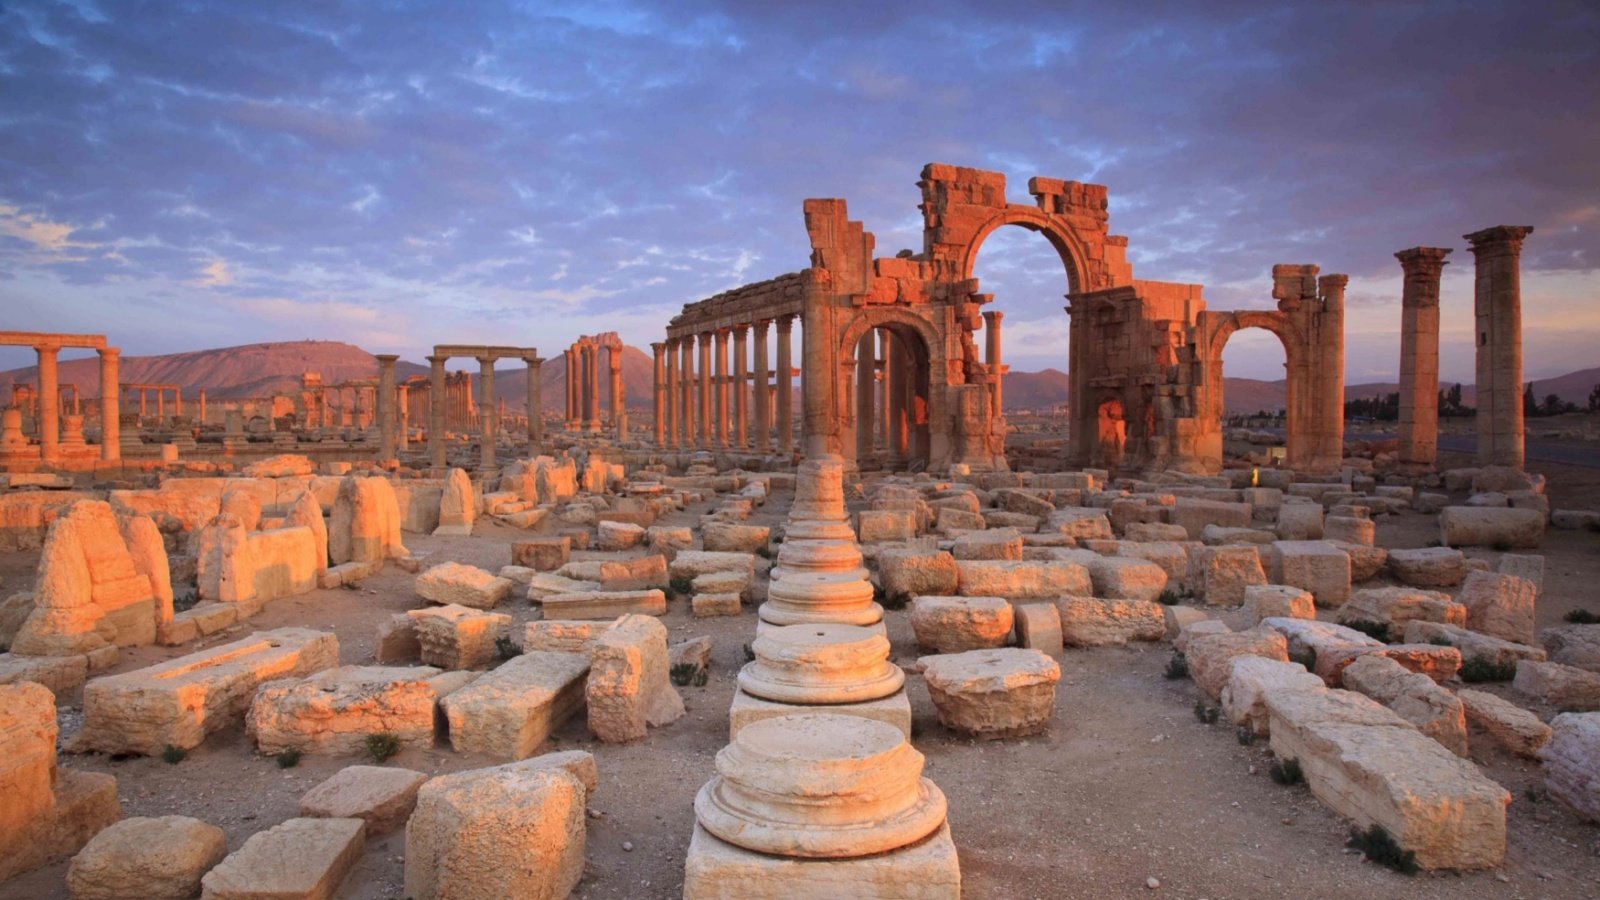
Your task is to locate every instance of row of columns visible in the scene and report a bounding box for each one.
[124,384,183,421]
[25,345,120,463]
[424,352,542,472]
[1394,225,1533,471]
[562,340,626,440]
[652,315,796,454]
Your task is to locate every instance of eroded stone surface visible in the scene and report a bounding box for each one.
[67,815,227,900]
[921,648,1060,738]
[201,816,365,900]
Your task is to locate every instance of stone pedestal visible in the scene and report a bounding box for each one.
[739,623,903,704]
[684,821,959,899]
[729,688,911,740]
[758,458,883,629]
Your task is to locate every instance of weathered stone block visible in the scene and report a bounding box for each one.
[587,613,684,742]
[1187,626,1289,701]
[1387,547,1467,588]
[877,549,958,605]
[910,596,1013,653]
[1342,655,1468,755]
[1265,541,1351,607]
[1221,656,1323,736]
[299,765,428,835]
[1440,506,1545,549]
[67,815,227,900]
[542,589,667,620]
[1458,689,1551,758]
[1012,602,1063,654]
[444,651,590,759]
[247,665,441,755]
[1538,712,1600,822]
[201,816,365,900]
[1186,545,1266,606]
[408,605,511,671]
[921,648,1060,739]
[415,562,513,610]
[1458,570,1537,645]
[1514,660,1600,711]
[1240,585,1315,624]
[1055,597,1164,647]
[954,559,1091,600]
[512,536,571,572]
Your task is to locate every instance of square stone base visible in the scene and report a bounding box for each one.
[755,617,887,638]
[729,687,911,741]
[684,821,959,899]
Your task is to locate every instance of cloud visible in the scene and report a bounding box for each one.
[0,204,79,253]
[195,256,233,287]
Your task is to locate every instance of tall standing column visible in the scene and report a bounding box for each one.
[174,389,183,418]
[609,345,626,442]
[139,389,148,418]
[752,320,770,453]
[526,356,543,456]
[36,346,59,463]
[855,333,875,461]
[732,325,749,449]
[376,354,398,462]
[157,388,166,424]
[478,357,497,470]
[713,328,730,448]
[651,342,667,446]
[584,344,601,433]
[879,331,892,451]
[1396,247,1451,469]
[428,355,447,468]
[97,347,119,462]
[561,349,574,429]
[679,338,696,447]
[397,385,410,450]
[1315,274,1347,474]
[665,339,680,448]
[697,332,713,448]
[776,316,794,455]
[983,309,1005,415]
[1466,225,1534,468]
[198,389,207,427]
[887,336,908,467]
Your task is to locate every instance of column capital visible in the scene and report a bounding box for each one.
[1395,246,1452,272]
[376,353,399,363]
[651,341,667,354]
[776,313,795,332]
[427,355,446,366]
[1464,225,1534,252]
[731,323,749,338]
[97,346,120,359]
[982,309,1004,324]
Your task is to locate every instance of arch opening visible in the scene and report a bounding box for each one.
[1213,324,1294,467]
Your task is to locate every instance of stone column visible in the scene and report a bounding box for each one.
[879,331,891,451]
[198,389,207,426]
[1396,247,1451,469]
[776,315,794,455]
[1466,225,1534,468]
[376,354,398,462]
[526,356,542,456]
[138,388,148,418]
[397,385,410,450]
[36,346,59,463]
[428,355,447,468]
[855,333,875,461]
[732,325,749,449]
[1315,274,1347,474]
[752,320,770,453]
[697,331,713,448]
[608,344,626,441]
[584,344,601,433]
[651,342,667,446]
[174,388,183,418]
[478,357,497,469]
[97,347,119,462]
[983,309,1005,415]
[157,387,166,423]
[679,338,696,448]
[713,328,730,448]
[664,339,679,448]
[887,336,908,468]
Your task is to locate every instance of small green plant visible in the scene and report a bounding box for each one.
[1348,824,1418,875]
[1342,619,1392,643]
[1237,726,1256,746]
[1491,540,1512,553]
[1193,699,1219,725]
[1163,653,1189,680]
[755,545,773,559]
[668,576,695,600]
[365,732,401,763]
[670,662,702,687]
[161,744,187,765]
[1157,588,1181,606]
[1269,758,1304,785]
[275,748,302,769]
[1289,648,1317,671]
[1459,657,1517,683]
[495,635,522,661]
[1424,539,1443,548]
[172,587,199,613]
[742,643,756,663]
[1563,609,1600,625]
[875,584,909,611]
[1524,786,1547,804]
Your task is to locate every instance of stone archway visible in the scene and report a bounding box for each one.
[1199,311,1306,469]
[957,206,1091,298]
[836,307,947,471]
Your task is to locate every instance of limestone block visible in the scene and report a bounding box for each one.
[244,526,320,606]
[329,475,405,565]
[1221,656,1323,736]
[954,559,1091,601]
[1240,585,1315,624]
[404,762,586,900]
[247,665,441,755]
[1458,689,1551,758]
[78,627,339,755]
[200,816,365,900]
[1258,617,1381,662]
[1186,545,1266,606]
[285,491,328,575]
[1056,597,1164,647]
[598,554,669,591]
[0,681,58,852]
[1200,525,1275,546]
[1497,553,1544,595]
[1163,605,1211,640]
[921,648,1060,738]
[1275,503,1324,540]
[525,573,600,602]
[415,562,513,611]
[908,596,1012,653]
[950,528,1023,562]
[1338,543,1387,582]
[703,522,771,553]
[1085,555,1168,603]
[543,589,667,619]
[857,509,919,543]
[1514,660,1600,711]
[1440,506,1545,549]
[299,765,428,835]
[1265,688,1509,870]
[877,549,958,605]
[693,569,751,599]
[1551,509,1600,530]
[1542,624,1600,672]
[408,605,511,671]
[683,821,960,900]
[1538,712,1600,822]
[524,619,613,654]
[15,499,159,656]
[433,468,476,536]
[1175,618,1231,654]
[693,593,742,617]
[1115,541,1189,586]
[374,613,420,664]
[934,507,985,533]
[67,815,227,900]
[596,521,644,552]
[670,550,757,581]
[1388,547,1467,588]
[1323,515,1374,547]
[1342,655,1468,755]
[243,454,316,478]
[1013,603,1063,654]
[1125,522,1188,542]
[1457,570,1537,645]
[512,537,571,572]
[1337,587,1464,634]
[1265,541,1351,608]
[1187,627,1289,701]
[444,651,590,759]
[1170,497,1252,540]
[1403,620,1546,669]
[1048,507,1114,541]
[0,652,89,697]
[587,613,685,742]
[1473,465,1536,494]
[1313,642,1463,687]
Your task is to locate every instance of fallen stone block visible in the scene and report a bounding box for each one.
[597,554,669,591]
[524,619,612,654]
[0,652,89,697]
[444,651,590,759]
[1440,506,1545,549]
[247,665,441,755]
[1187,626,1290,701]
[1056,596,1164,647]
[1221,655,1323,736]
[910,596,1013,653]
[1513,660,1600,711]
[1125,522,1188,542]
[597,520,646,551]
[542,589,667,620]
[1312,643,1462,687]
[1086,555,1168,602]
[692,593,742,618]
[1458,689,1551,758]
[1187,545,1266,606]
[951,528,1023,561]
[374,613,420,664]
[415,561,513,610]
[1538,712,1600,822]
[877,549,958,605]
[1258,617,1381,667]
[1403,620,1546,669]
[1323,515,1374,547]
[67,815,226,900]
[1013,602,1063,654]
[1336,587,1464,635]
[702,522,771,553]
[1275,503,1324,541]
[408,605,511,671]
[200,816,364,900]
[77,627,339,755]
[587,613,684,743]
[1542,624,1600,673]
[921,648,1060,738]
[299,765,428,835]
[669,550,757,581]
[1163,605,1211,640]
[1458,570,1538,645]
[1265,541,1350,608]
[511,536,571,572]
[1387,547,1467,588]
[1341,654,1468,755]
[1240,584,1315,624]
[954,559,1091,600]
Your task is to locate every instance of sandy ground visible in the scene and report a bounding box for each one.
[3,461,1600,899]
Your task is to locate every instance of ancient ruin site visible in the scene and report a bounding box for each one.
[2,3,1598,899]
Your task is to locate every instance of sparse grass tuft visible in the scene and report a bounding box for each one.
[1563,609,1600,625]
[365,732,401,763]
[1193,699,1219,725]
[172,587,199,613]
[1348,824,1418,875]
[1164,653,1189,680]
[495,635,522,661]
[1459,657,1517,683]
[275,748,301,769]
[1491,540,1512,553]
[670,662,702,687]
[1342,619,1392,643]
[1157,588,1182,606]
[1269,757,1304,786]
[161,745,186,765]
[1524,786,1547,804]
[668,576,695,601]
[1289,648,1317,671]
[742,643,756,663]
[1237,726,1256,746]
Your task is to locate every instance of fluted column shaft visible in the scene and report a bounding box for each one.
[97,348,119,462]
[855,333,875,461]
[37,346,59,463]
[1396,247,1450,468]
[752,320,770,453]
[478,357,497,469]
[376,354,398,462]
[651,342,667,446]
[665,339,680,448]
[526,357,543,456]
[776,316,794,455]
[1467,225,1534,468]
[983,309,1004,414]
[732,325,749,449]
[697,332,713,448]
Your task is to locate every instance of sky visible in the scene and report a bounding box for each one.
[1,0,1597,383]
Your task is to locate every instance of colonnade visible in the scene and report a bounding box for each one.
[426,345,542,471]
[123,383,183,424]
[653,315,796,454]
[0,332,120,463]
[562,334,626,441]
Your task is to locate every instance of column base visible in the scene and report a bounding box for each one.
[684,821,960,900]
[728,686,910,741]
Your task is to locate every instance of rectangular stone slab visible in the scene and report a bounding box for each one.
[77,627,339,755]
[684,821,960,899]
[201,816,365,900]
[541,589,667,619]
[443,651,590,759]
[729,687,911,741]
